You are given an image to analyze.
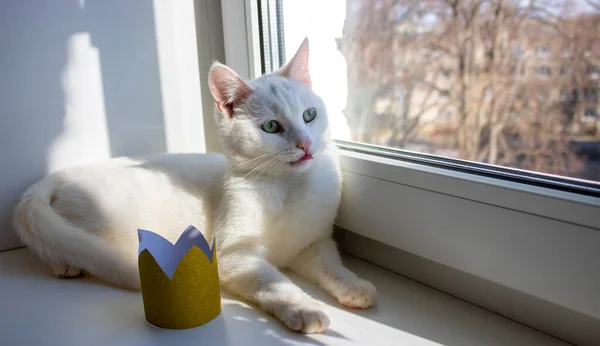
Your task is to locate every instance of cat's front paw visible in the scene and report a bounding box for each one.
[335,279,377,309]
[273,300,330,333]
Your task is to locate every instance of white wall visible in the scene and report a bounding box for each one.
[0,0,209,251]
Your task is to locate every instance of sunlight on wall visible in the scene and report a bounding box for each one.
[282,0,351,141]
[153,0,206,154]
[47,32,110,172]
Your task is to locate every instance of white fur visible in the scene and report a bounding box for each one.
[13,38,376,333]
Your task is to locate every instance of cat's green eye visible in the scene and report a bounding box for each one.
[261,120,281,133]
[303,108,317,123]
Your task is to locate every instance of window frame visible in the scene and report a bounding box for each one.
[216,0,600,341]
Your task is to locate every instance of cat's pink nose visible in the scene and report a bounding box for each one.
[296,139,312,154]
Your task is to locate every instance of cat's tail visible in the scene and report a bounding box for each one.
[12,174,141,290]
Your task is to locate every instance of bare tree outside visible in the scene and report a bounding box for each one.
[337,0,600,181]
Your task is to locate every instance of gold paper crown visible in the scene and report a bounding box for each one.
[137,225,221,329]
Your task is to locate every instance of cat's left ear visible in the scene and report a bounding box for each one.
[279,37,311,87]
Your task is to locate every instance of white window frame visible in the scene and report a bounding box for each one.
[212,1,600,343]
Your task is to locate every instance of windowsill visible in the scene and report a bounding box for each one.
[0,248,567,346]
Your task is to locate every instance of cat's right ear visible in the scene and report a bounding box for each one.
[208,62,252,117]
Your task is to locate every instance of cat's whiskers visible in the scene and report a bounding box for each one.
[238,152,280,168]
[241,156,281,180]
[266,161,287,181]
[248,149,302,180]
[248,159,274,180]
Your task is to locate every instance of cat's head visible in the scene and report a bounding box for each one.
[208,38,331,176]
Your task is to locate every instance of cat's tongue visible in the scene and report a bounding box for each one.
[293,154,314,164]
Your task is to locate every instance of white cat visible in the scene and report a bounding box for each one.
[13,38,376,333]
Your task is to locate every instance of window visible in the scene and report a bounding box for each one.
[536,45,550,58]
[587,65,600,79]
[584,107,598,122]
[224,2,600,344]
[535,66,552,77]
[571,88,580,103]
[584,87,598,102]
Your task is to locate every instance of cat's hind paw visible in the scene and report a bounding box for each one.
[51,263,84,279]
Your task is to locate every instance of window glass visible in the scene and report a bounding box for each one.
[278,0,600,183]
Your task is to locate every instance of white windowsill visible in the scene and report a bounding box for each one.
[0,248,567,346]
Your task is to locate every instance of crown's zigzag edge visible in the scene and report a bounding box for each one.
[137,225,215,279]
